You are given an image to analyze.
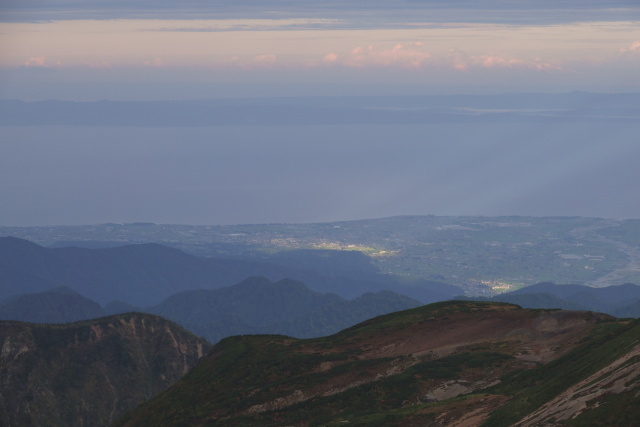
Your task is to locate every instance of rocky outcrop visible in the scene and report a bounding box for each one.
[0,313,210,427]
[515,343,640,426]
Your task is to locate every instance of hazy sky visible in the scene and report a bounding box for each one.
[1,0,639,99]
[1,1,639,226]
[2,121,640,226]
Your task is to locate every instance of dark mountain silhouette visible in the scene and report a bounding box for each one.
[147,277,422,342]
[456,291,588,311]
[0,236,214,304]
[114,301,640,426]
[0,312,210,427]
[257,248,461,301]
[49,240,135,249]
[614,299,640,318]
[508,282,640,313]
[0,237,326,305]
[0,277,421,344]
[267,249,379,280]
[0,236,461,306]
[459,282,640,316]
[0,286,105,323]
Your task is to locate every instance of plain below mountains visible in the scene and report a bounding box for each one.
[114,300,640,426]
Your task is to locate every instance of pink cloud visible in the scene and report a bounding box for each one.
[446,48,470,71]
[143,58,167,68]
[610,40,640,65]
[446,49,559,72]
[24,56,46,67]
[23,56,61,68]
[22,56,62,68]
[478,55,522,68]
[323,52,339,64]
[619,40,640,57]
[324,43,432,69]
[218,54,279,70]
[253,54,277,65]
[320,45,564,73]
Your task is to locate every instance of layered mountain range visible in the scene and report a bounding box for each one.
[0,236,458,305]
[0,236,450,342]
[0,277,422,343]
[3,235,640,343]
[2,233,640,426]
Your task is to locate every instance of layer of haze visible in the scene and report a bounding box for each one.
[2,123,639,226]
[1,0,639,225]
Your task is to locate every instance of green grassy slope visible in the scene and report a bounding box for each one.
[114,301,638,426]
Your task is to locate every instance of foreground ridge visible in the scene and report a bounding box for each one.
[115,301,640,426]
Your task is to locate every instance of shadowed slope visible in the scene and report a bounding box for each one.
[0,313,210,427]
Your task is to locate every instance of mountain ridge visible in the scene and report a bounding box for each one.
[114,301,639,426]
[0,276,422,343]
[0,312,210,427]
[147,276,422,342]
[0,236,461,305]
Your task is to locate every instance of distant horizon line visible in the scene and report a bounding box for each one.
[0,214,633,229]
[3,89,640,103]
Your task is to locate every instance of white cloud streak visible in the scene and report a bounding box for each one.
[1,18,638,93]
[324,44,431,69]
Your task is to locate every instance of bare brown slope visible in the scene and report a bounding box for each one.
[326,302,603,363]
[0,313,210,427]
[115,301,614,426]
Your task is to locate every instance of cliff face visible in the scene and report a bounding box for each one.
[0,312,210,427]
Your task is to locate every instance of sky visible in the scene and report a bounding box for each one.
[1,1,640,226]
[3,123,640,226]
[1,0,639,99]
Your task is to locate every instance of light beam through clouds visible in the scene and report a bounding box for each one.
[2,124,640,225]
